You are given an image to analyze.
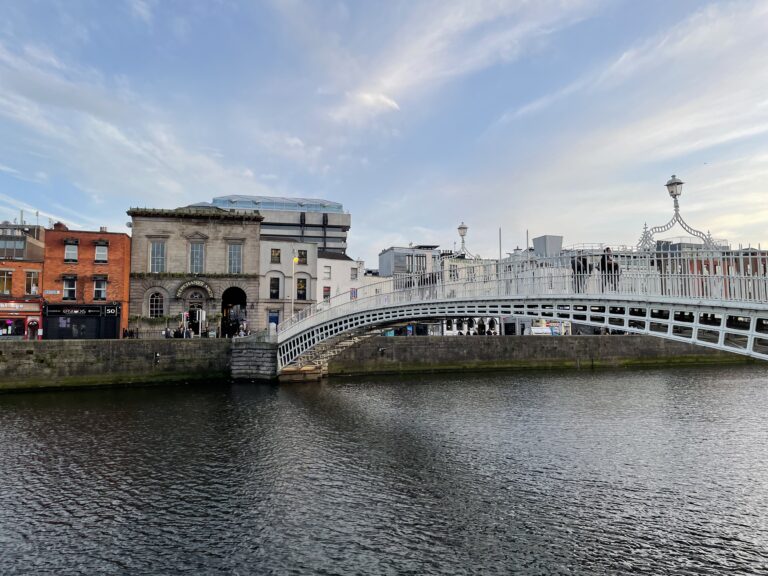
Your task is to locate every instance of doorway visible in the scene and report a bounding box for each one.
[221,286,247,337]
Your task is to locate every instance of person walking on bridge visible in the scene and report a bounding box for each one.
[600,247,620,291]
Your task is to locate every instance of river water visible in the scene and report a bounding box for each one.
[1,367,767,575]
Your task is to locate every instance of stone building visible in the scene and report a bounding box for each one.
[127,205,263,337]
[42,222,131,339]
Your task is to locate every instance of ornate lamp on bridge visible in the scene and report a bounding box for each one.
[456,221,476,258]
[637,175,716,250]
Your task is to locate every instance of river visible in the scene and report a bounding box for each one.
[1,366,767,574]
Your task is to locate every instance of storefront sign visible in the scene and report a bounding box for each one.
[0,302,40,312]
[45,304,121,317]
[175,280,214,298]
[44,290,60,295]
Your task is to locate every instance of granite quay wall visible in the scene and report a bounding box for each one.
[0,339,234,391]
[231,339,278,380]
[328,335,752,376]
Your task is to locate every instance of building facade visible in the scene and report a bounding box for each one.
[0,223,44,340]
[211,195,351,254]
[316,251,365,304]
[378,245,442,277]
[128,206,262,337]
[259,238,317,328]
[42,223,131,339]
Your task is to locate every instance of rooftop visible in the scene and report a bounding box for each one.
[212,195,345,214]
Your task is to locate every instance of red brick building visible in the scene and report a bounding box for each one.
[0,223,44,340]
[42,223,131,339]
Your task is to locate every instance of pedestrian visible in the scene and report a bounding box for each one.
[600,247,620,291]
[571,253,591,293]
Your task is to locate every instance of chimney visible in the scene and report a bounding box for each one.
[53,222,68,231]
[100,226,107,233]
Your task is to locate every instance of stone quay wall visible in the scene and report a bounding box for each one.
[328,335,751,375]
[231,339,279,380]
[0,339,235,391]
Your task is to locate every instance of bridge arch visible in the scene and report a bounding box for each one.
[273,252,768,370]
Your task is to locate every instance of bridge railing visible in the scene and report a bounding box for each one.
[278,247,768,340]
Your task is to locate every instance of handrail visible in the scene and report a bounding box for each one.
[278,246,768,342]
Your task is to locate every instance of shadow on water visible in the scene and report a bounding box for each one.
[1,366,767,574]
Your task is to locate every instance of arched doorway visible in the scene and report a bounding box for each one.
[186,290,206,336]
[221,286,247,337]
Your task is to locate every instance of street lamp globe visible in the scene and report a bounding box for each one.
[458,222,468,238]
[665,175,684,199]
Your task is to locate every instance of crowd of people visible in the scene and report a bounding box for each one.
[571,247,621,293]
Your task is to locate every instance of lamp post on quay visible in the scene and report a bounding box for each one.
[291,255,299,319]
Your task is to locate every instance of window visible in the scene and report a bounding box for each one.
[350,267,359,280]
[323,286,331,301]
[406,254,413,273]
[449,264,459,281]
[150,241,165,273]
[64,244,78,262]
[323,265,332,280]
[95,245,108,263]
[25,271,39,295]
[149,292,164,318]
[228,243,242,274]
[63,278,76,300]
[271,248,281,264]
[269,277,280,299]
[297,250,307,265]
[415,254,427,272]
[190,242,205,274]
[296,278,307,300]
[0,271,11,295]
[93,279,107,301]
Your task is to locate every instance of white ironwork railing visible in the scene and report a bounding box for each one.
[277,247,768,343]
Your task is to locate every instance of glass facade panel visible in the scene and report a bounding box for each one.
[150,241,165,273]
[190,243,204,274]
[228,244,242,274]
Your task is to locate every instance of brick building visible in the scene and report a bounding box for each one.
[0,222,44,340]
[42,223,131,339]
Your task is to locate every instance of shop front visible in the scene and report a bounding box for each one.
[44,303,121,340]
[0,298,43,340]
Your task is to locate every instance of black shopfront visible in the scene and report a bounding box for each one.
[44,303,121,340]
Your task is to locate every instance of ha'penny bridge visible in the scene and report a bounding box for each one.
[268,176,768,373]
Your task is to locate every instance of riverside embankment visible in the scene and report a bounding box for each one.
[327,335,749,376]
[0,335,753,391]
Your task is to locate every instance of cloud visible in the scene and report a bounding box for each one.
[128,0,154,25]
[0,40,275,220]
[316,0,602,125]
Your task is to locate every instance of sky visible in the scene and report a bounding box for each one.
[2,0,768,266]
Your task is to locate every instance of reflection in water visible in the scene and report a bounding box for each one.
[1,366,768,574]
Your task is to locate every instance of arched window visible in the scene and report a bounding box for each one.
[149,292,164,318]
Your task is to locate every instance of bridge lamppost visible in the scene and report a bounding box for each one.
[291,255,299,319]
[666,174,684,211]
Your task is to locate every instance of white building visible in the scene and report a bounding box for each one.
[316,251,365,304]
[259,238,317,328]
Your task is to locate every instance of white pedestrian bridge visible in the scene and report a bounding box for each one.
[275,247,768,370]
